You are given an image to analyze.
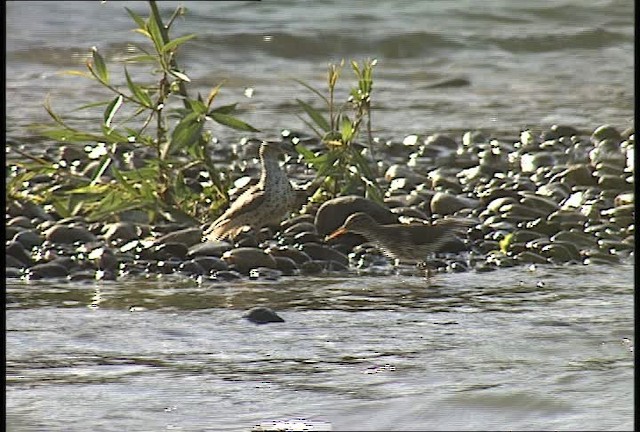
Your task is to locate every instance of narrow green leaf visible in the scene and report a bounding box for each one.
[125,7,147,30]
[162,33,196,53]
[103,95,123,127]
[209,103,237,115]
[340,115,354,142]
[186,99,208,115]
[169,69,191,82]
[72,100,111,112]
[146,14,165,52]
[208,112,260,132]
[296,99,330,132]
[123,54,156,64]
[293,78,330,106]
[91,47,109,84]
[167,112,204,156]
[124,67,153,108]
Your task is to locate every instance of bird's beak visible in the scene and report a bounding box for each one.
[325,226,348,241]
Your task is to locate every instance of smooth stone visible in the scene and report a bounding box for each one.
[511,230,547,243]
[88,247,119,271]
[248,267,282,280]
[292,231,322,244]
[273,256,299,276]
[102,222,142,243]
[518,193,560,213]
[583,251,621,265]
[27,262,70,279]
[188,241,233,258]
[6,255,26,269]
[314,195,397,236]
[267,247,312,264]
[280,214,316,230]
[156,227,203,248]
[6,201,53,221]
[7,216,34,229]
[300,243,349,267]
[283,221,317,236]
[12,230,45,249]
[191,256,228,273]
[597,239,633,253]
[178,260,206,276]
[486,197,518,214]
[140,242,188,261]
[430,192,479,216]
[591,124,621,144]
[222,247,278,274]
[244,307,285,324]
[44,225,97,244]
[540,243,581,263]
[300,260,326,275]
[598,175,631,191]
[6,226,21,239]
[550,230,597,248]
[212,270,243,281]
[6,241,33,267]
[558,164,596,186]
[6,267,22,278]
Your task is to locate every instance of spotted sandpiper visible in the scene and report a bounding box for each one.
[325,212,476,279]
[204,141,296,241]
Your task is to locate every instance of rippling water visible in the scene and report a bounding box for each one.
[6,263,634,431]
[6,0,634,147]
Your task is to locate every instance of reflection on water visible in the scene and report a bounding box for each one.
[6,263,634,431]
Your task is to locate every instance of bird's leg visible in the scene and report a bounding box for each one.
[417,261,432,285]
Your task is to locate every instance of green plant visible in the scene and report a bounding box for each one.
[294,59,383,203]
[9,1,258,224]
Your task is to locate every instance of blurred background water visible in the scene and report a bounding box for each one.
[5,0,634,146]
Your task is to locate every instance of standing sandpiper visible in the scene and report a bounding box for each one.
[326,212,475,280]
[204,141,296,241]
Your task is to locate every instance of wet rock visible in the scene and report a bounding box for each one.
[191,256,228,273]
[541,242,581,263]
[6,267,22,278]
[6,201,53,221]
[300,243,349,267]
[7,216,34,229]
[273,256,299,276]
[188,240,233,258]
[300,260,326,275]
[155,227,203,248]
[314,195,397,236]
[27,262,70,279]
[249,267,282,280]
[222,247,277,274]
[597,175,631,191]
[88,247,119,271]
[244,307,285,324]
[6,255,26,269]
[292,231,322,244]
[212,270,243,281]
[12,230,45,249]
[267,247,312,264]
[140,242,188,261]
[430,192,479,216]
[591,124,622,144]
[6,241,33,267]
[103,222,142,244]
[178,260,206,276]
[44,225,97,244]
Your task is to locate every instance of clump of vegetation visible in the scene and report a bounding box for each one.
[294,59,383,203]
[8,1,258,224]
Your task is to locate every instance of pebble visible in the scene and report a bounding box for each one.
[244,307,285,324]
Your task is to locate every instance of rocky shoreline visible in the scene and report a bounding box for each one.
[5,124,634,282]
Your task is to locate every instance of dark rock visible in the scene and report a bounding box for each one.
[27,262,70,279]
[300,243,349,267]
[6,241,33,267]
[244,307,285,324]
[430,192,479,216]
[188,241,233,258]
[140,242,188,261]
[6,267,22,278]
[300,260,325,275]
[273,256,299,276]
[7,216,34,229]
[249,267,282,280]
[178,260,206,276]
[155,227,203,248]
[267,247,312,264]
[44,225,97,244]
[191,256,228,273]
[12,230,45,249]
[314,195,397,236]
[212,270,243,281]
[222,247,277,274]
[103,222,142,244]
[591,124,621,144]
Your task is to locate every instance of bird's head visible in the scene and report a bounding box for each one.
[325,212,377,240]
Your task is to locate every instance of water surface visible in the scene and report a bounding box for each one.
[6,263,634,431]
